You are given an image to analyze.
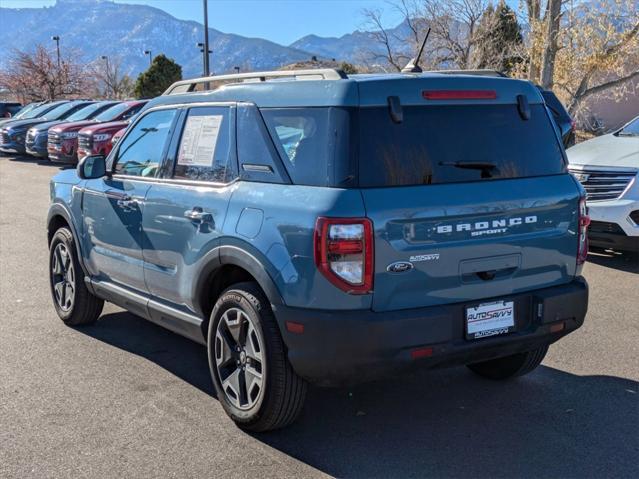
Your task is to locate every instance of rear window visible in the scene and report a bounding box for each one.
[359,104,565,187]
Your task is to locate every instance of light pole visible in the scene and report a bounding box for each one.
[144,50,152,67]
[197,43,212,77]
[51,36,60,68]
[101,55,110,98]
[203,0,210,76]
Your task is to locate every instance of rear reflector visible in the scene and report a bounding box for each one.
[550,322,565,333]
[423,90,497,100]
[285,321,305,334]
[411,347,434,359]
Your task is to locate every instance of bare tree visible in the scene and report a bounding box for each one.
[361,7,412,71]
[0,45,89,102]
[89,56,134,99]
[420,0,489,69]
[361,0,491,71]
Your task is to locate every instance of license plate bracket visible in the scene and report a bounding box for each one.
[465,300,515,340]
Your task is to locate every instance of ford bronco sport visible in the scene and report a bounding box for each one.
[47,69,589,432]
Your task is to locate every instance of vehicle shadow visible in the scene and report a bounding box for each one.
[79,311,214,396]
[587,248,639,273]
[80,311,639,479]
[6,155,72,169]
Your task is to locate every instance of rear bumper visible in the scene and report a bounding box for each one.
[275,278,588,386]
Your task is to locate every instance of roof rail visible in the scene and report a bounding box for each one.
[430,69,508,78]
[163,69,348,95]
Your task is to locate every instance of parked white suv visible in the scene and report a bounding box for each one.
[567,116,639,252]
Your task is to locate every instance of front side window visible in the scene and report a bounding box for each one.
[113,109,177,177]
[121,103,145,121]
[173,106,236,183]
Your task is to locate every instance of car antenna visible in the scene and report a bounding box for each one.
[401,27,431,73]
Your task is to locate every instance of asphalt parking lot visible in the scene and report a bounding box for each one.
[1,155,638,479]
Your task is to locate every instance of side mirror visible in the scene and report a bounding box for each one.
[77,155,107,179]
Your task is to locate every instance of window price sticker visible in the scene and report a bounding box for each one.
[177,115,223,167]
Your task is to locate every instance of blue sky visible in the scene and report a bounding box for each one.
[1,0,410,45]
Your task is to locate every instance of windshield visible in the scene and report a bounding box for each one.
[618,117,639,136]
[20,103,52,119]
[95,103,130,122]
[13,103,38,119]
[42,102,79,121]
[65,102,106,122]
[358,104,565,187]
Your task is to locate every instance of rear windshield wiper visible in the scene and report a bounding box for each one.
[439,161,498,179]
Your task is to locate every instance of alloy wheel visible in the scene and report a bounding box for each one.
[214,307,265,410]
[51,243,75,312]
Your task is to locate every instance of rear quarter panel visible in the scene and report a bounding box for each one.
[225,182,370,310]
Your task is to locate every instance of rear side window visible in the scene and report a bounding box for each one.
[173,106,236,183]
[359,104,565,187]
[262,107,355,187]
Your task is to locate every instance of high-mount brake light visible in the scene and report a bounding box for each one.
[314,217,374,294]
[422,90,497,100]
[577,196,590,265]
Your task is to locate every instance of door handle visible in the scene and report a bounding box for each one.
[184,207,213,224]
[116,196,138,211]
[105,191,139,211]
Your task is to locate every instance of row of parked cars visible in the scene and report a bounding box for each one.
[0,99,148,164]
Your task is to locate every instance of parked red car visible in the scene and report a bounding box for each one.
[111,127,127,147]
[77,118,137,161]
[48,100,147,164]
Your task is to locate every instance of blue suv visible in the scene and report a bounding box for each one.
[47,69,589,431]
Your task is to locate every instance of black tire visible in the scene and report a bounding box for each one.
[49,227,104,326]
[466,345,549,380]
[207,282,307,432]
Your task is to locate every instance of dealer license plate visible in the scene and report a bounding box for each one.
[466,300,515,339]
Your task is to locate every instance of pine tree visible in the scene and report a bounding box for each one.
[134,54,182,99]
[474,1,524,75]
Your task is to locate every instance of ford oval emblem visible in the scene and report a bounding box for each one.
[387,261,414,273]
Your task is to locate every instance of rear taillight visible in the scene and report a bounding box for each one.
[577,196,590,265]
[314,217,373,294]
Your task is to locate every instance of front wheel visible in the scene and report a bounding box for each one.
[466,345,549,380]
[49,227,104,326]
[207,282,307,432]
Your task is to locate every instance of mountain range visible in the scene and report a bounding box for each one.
[0,0,409,78]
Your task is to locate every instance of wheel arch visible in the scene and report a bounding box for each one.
[195,244,285,341]
[47,203,90,278]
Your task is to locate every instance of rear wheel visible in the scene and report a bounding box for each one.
[466,345,549,380]
[49,227,104,326]
[207,282,307,432]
